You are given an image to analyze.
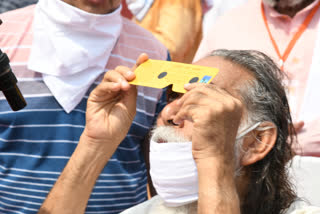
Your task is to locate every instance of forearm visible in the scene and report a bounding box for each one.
[38,134,117,214]
[196,158,240,214]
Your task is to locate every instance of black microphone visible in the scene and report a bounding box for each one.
[0,48,27,111]
[0,18,26,111]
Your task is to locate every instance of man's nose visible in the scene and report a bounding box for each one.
[158,100,180,126]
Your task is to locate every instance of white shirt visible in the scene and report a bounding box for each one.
[121,196,320,214]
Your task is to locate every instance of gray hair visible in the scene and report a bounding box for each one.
[210,49,286,127]
[209,49,297,214]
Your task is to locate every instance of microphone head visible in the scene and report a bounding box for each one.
[0,49,27,111]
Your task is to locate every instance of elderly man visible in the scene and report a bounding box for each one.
[0,0,168,213]
[194,0,320,157]
[37,50,320,214]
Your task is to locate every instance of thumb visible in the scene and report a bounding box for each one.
[122,85,137,120]
[132,53,149,71]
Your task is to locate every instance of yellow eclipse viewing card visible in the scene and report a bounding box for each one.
[129,59,219,93]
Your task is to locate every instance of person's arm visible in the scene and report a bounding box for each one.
[38,54,149,214]
[173,83,242,214]
[38,135,118,214]
[196,158,240,214]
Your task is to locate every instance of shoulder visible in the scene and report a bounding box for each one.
[121,17,167,52]
[120,195,161,214]
[0,5,35,35]
[121,196,185,214]
[285,200,320,214]
[286,206,320,214]
[0,5,36,78]
[114,18,168,60]
[0,4,35,19]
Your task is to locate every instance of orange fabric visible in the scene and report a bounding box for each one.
[261,0,320,70]
[134,0,203,63]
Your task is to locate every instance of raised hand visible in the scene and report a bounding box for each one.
[173,83,243,162]
[82,54,149,150]
[38,54,149,214]
[172,83,243,214]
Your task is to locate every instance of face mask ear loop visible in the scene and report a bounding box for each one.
[234,122,275,177]
[254,124,276,147]
[234,122,264,177]
[236,122,262,141]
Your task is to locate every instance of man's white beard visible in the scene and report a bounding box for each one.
[263,0,308,8]
[151,125,244,170]
[151,126,190,143]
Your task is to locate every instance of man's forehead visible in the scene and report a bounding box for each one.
[193,56,253,90]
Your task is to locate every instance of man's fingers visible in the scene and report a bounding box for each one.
[114,66,136,81]
[184,82,214,91]
[177,84,221,107]
[174,84,242,126]
[132,53,149,71]
[122,86,138,111]
[96,82,121,92]
[184,83,199,91]
[89,82,121,102]
[104,70,131,91]
[176,89,207,107]
[173,104,197,125]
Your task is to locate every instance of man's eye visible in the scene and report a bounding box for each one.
[167,92,182,103]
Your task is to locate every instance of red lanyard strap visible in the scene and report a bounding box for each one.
[261,1,320,70]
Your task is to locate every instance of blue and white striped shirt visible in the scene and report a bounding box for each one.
[0,6,169,214]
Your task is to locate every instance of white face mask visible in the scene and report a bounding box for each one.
[28,0,122,113]
[149,122,261,207]
[150,140,198,207]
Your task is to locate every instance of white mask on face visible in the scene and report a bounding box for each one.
[150,140,197,207]
[28,0,122,113]
[149,122,261,207]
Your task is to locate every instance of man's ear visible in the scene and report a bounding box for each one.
[241,122,277,166]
